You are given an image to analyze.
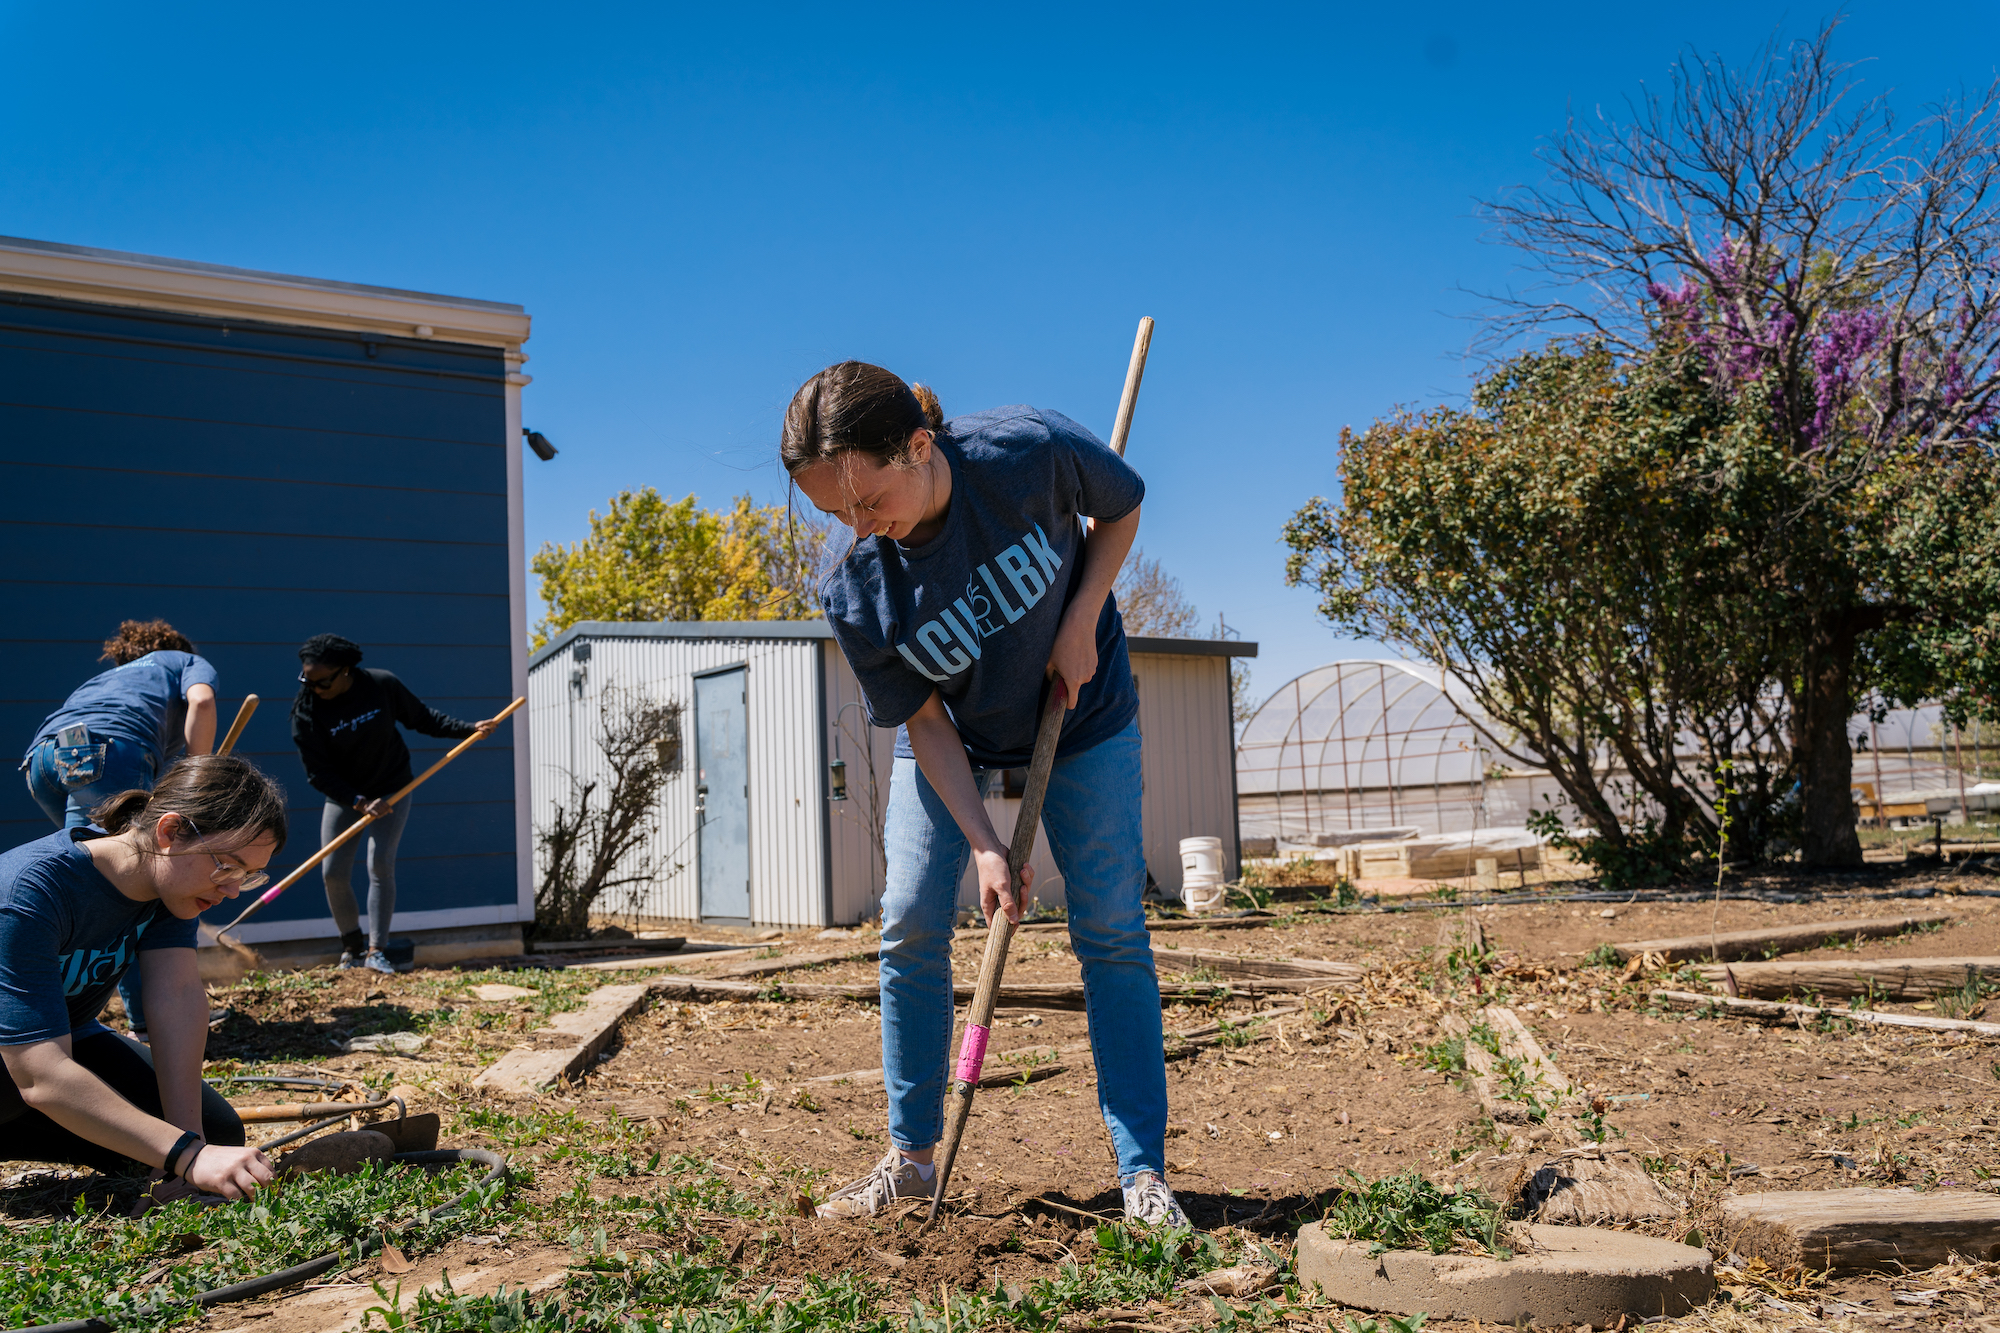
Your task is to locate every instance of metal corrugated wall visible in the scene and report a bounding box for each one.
[1130,651,1237,894]
[528,633,828,927]
[821,643,899,925]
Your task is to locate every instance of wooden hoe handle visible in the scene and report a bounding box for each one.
[217,697,526,936]
[923,679,1068,1228]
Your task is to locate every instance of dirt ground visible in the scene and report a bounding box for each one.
[14,863,2000,1333]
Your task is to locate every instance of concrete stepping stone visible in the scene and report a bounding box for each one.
[1295,1223,1713,1328]
[1721,1187,2000,1273]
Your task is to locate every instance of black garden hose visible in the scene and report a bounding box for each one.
[5,1148,509,1333]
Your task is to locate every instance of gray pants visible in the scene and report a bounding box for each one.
[320,796,413,947]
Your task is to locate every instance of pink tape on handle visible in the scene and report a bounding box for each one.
[953,1024,992,1084]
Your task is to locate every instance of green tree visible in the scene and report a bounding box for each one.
[1478,24,2000,864]
[530,489,831,648]
[1286,342,1795,870]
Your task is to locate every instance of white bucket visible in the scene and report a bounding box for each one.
[1183,875,1227,913]
[1179,836,1224,879]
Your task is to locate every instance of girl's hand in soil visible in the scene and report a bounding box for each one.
[976,848,1033,925]
[185,1143,276,1200]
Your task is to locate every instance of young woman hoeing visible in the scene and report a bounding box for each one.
[784,362,1186,1227]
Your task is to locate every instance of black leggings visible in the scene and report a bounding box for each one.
[0,1031,244,1173]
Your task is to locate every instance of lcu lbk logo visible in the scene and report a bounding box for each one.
[896,524,1064,682]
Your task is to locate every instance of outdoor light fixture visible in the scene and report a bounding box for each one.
[829,701,867,802]
[523,427,558,461]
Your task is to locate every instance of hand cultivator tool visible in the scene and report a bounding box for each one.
[922,316,1154,1230]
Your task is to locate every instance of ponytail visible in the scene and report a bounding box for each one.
[93,789,156,834]
[910,383,944,432]
[92,755,289,854]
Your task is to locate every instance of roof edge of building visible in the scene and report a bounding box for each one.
[527,622,1256,672]
[0,234,530,349]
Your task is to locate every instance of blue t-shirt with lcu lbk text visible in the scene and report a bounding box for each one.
[820,405,1145,769]
[0,828,196,1048]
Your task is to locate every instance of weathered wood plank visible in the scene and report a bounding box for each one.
[648,975,1323,1008]
[691,945,881,979]
[1695,956,2000,1000]
[1611,914,1950,963]
[1152,946,1363,984]
[1441,1006,1671,1223]
[1721,1187,2000,1273]
[1651,988,2000,1037]
[472,983,654,1095]
[1524,1150,1678,1224]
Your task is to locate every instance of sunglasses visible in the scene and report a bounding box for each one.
[299,667,346,690]
[178,815,271,892]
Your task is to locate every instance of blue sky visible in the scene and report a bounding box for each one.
[5,2,1997,712]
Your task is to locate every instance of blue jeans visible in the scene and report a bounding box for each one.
[24,736,157,830]
[878,719,1166,1185]
[24,736,159,1031]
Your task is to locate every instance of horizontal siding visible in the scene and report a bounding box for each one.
[0,526,511,593]
[0,292,518,936]
[0,467,507,543]
[529,633,828,927]
[0,403,506,492]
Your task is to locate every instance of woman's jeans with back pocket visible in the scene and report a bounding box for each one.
[876,719,1167,1186]
[24,736,157,830]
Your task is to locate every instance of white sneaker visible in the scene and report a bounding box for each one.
[362,949,405,975]
[1123,1172,1191,1227]
[815,1149,935,1219]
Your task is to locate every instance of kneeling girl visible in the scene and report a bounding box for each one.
[0,756,286,1199]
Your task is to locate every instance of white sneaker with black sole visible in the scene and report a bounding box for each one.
[1123,1172,1191,1227]
[815,1149,935,1219]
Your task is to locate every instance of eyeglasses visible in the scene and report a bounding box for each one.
[298,667,346,690]
[178,816,271,892]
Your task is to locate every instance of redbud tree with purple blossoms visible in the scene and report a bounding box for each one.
[1287,23,2000,870]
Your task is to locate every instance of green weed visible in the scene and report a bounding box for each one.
[1320,1170,1511,1259]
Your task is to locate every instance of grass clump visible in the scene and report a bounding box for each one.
[364,1221,1243,1333]
[0,1158,502,1333]
[1321,1170,1511,1259]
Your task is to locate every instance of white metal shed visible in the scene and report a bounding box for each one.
[527,621,1254,928]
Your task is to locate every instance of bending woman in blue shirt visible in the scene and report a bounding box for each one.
[22,618,222,1040]
[783,362,1186,1227]
[0,755,286,1203]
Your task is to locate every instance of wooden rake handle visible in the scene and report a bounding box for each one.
[217,696,525,936]
[217,694,259,757]
[923,678,1068,1228]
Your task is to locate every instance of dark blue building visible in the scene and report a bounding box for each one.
[0,236,535,963]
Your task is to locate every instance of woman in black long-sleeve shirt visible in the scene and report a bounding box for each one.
[289,635,496,973]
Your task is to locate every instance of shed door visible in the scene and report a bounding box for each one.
[696,667,751,921]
